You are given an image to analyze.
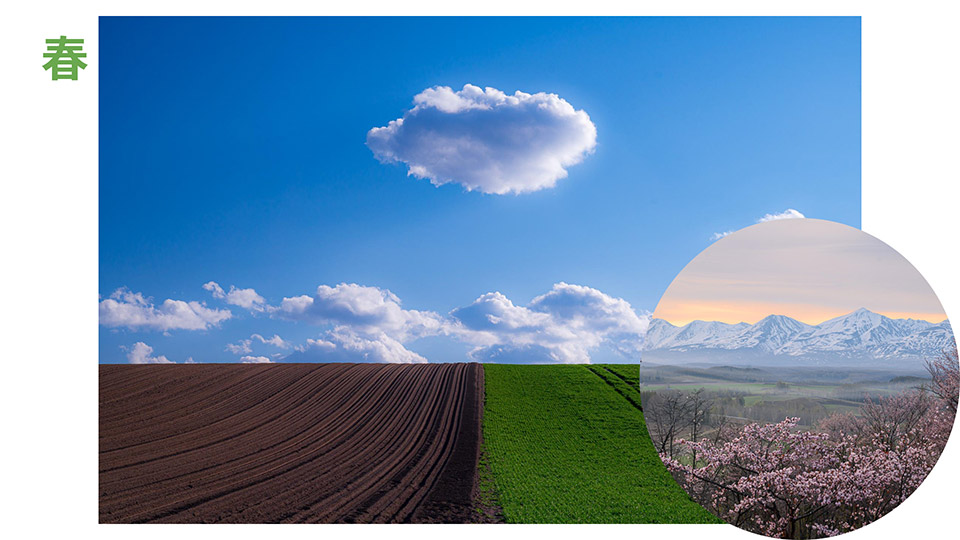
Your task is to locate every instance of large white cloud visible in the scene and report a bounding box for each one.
[275,283,440,364]
[278,283,443,341]
[448,283,648,363]
[366,84,597,195]
[203,281,268,312]
[124,342,173,364]
[100,288,232,331]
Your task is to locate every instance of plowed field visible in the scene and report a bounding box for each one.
[99,363,483,523]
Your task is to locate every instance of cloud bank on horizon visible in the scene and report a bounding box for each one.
[449,283,648,364]
[100,281,649,365]
[366,84,597,195]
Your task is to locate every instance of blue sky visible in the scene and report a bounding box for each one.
[99,17,860,364]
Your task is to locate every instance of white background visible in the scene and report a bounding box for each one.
[1,2,957,539]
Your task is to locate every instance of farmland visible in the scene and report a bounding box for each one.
[99,363,482,523]
[639,363,929,430]
[481,364,721,523]
[100,361,721,524]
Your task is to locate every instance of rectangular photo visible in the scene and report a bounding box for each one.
[98,16,861,524]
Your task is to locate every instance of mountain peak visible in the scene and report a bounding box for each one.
[849,308,887,322]
[822,308,884,326]
[758,314,798,322]
[754,314,806,330]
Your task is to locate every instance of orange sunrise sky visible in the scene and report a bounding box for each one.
[654,219,948,326]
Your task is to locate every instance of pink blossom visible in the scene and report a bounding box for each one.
[661,380,957,539]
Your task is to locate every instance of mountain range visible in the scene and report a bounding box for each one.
[645,308,954,366]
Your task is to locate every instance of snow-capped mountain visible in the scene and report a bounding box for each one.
[645,309,954,365]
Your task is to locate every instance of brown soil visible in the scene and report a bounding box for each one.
[99,363,484,523]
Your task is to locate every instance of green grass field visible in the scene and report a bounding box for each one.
[482,364,721,524]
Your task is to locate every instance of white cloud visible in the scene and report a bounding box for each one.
[240,355,273,364]
[225,339,252,355]
[226,333,290,355]
[297,337,337,353]
[219,281,646,364]
[278,283,443,341]
[711,209,806,241]
[124,342,173,364]
[367,84,597,195]
[265,283,442,364]
[448,283,648,364]
[291,328,427,364]
[757,208,805,222]
[203,281,268,312]
[100,288,232,331]
[251,333,290,349]
[330,328,427,364]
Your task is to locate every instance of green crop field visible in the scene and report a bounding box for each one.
[600,363,641,388]
[481,364,721,524]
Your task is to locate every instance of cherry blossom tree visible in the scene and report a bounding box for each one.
[662,378,957,539]
[926,345,959,413]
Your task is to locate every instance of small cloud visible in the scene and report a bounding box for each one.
[225,339,252,355]
[100,288,231,331]
[297,337,337,353]
[124,342,173,364]
[226,333,291,355]
[367,84,597,194]
[711,209,806,241]
[757,208,805,223]
[203,281,268,312]
[240,355,272,364]
[251,333,290,349]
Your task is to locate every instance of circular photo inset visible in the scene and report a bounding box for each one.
[642,218,958,538]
